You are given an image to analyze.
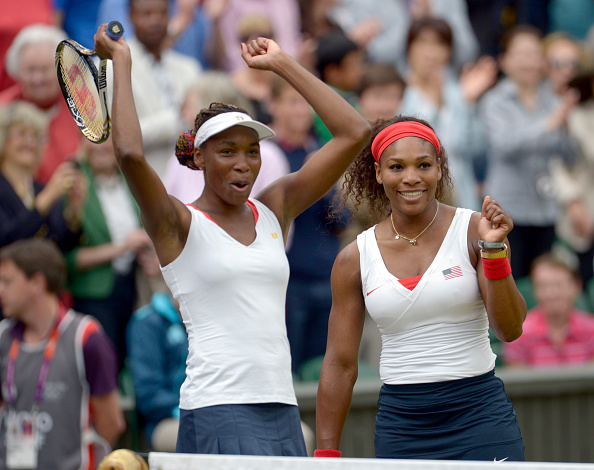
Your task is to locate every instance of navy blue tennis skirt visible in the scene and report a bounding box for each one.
[176,403,307,456]
[374,370,525,461]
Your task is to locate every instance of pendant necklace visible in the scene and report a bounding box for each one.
[390,201,439,246]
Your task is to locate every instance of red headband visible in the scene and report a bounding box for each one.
[371,121,441,162]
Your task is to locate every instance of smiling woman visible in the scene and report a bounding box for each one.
[315,115,528,461]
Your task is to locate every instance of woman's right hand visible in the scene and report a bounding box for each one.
[240,37,285,73]
[94,23,128,61]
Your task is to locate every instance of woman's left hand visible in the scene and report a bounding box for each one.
[478,196,513,243]
[240,37,284,72]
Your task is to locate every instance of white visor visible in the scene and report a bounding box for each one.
[194,112,276,149]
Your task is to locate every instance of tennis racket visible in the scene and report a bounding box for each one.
[55,21,124,144]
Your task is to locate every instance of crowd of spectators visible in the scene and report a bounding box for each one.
[2,0,594,463]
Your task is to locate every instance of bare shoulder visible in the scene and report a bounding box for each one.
[333,240,361,283]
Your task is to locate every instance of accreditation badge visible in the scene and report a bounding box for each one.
[6,409,38,469]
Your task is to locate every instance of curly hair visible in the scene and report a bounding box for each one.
[333,115,452,224]
[174,102,252,171]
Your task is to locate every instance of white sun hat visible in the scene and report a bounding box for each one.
[194,112,276,149]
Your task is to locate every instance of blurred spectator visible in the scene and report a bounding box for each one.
[479,25,579,278]
[503,253,594,367]
[267,75,347,374]
[217,0,302,72]
[106,0,202,178]
[127,245,187,452]
[0,24,82,184]
[328,0,479,76]
[96,0,224,70]
[399,17,497,210]
[0,101,85,252]
[0,238,125,469]
[0,0,53,93]
[164,71,289,204]
[551,66,594,287]
[231,14,276,124]
[358,63,405,122]
[53,0,102,48]
[543,32,584,96]
[313,29,365,144]
[64,138,151,372]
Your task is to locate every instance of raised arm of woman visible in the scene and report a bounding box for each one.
[473,196,527,342]
[240,38,371,234]
[316,241,367,453]
[93,24,190,266]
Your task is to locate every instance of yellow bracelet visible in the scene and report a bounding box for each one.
[480,244,508,259]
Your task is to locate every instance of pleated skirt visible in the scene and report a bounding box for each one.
[176,403,307,456]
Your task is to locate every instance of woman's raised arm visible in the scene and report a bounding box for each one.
[241,38,371,234]
[94,24,190,266]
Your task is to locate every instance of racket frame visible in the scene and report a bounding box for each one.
[55,40,111,144]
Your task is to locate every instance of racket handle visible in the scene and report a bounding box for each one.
[106,21,124,40]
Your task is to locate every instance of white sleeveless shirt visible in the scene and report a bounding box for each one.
[358,208,495,384]
[161,199,297,409]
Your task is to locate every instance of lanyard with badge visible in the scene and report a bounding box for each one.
[4,306,66,469]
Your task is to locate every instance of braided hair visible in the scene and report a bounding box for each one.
[333,115,452,224]
[174,102,252,170]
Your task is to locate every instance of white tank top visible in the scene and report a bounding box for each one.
[358,208,495,384]
[161,199,297,409]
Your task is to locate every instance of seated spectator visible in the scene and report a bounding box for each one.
[0,0,53,93]
[0,24,82,183]
[313,29,365,144]
[327,0,479,76]
[0,101,85,252]
[357,62,405,122]
[503,253,594,367]
[64,138,151,372]
[0,238,125,469]
[543,32,585,96]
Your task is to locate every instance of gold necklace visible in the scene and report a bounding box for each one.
[390,201,439,246]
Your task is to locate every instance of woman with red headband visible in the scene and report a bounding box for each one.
[315,115,527,461]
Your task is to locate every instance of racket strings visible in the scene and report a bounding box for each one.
[58,47,105,139]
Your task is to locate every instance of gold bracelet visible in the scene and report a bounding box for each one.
[480,244,508,259]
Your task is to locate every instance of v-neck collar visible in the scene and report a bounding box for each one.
[188,200,259,247]
[371,208,462,299]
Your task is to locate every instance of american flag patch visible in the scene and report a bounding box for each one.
[442,266,463,280]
